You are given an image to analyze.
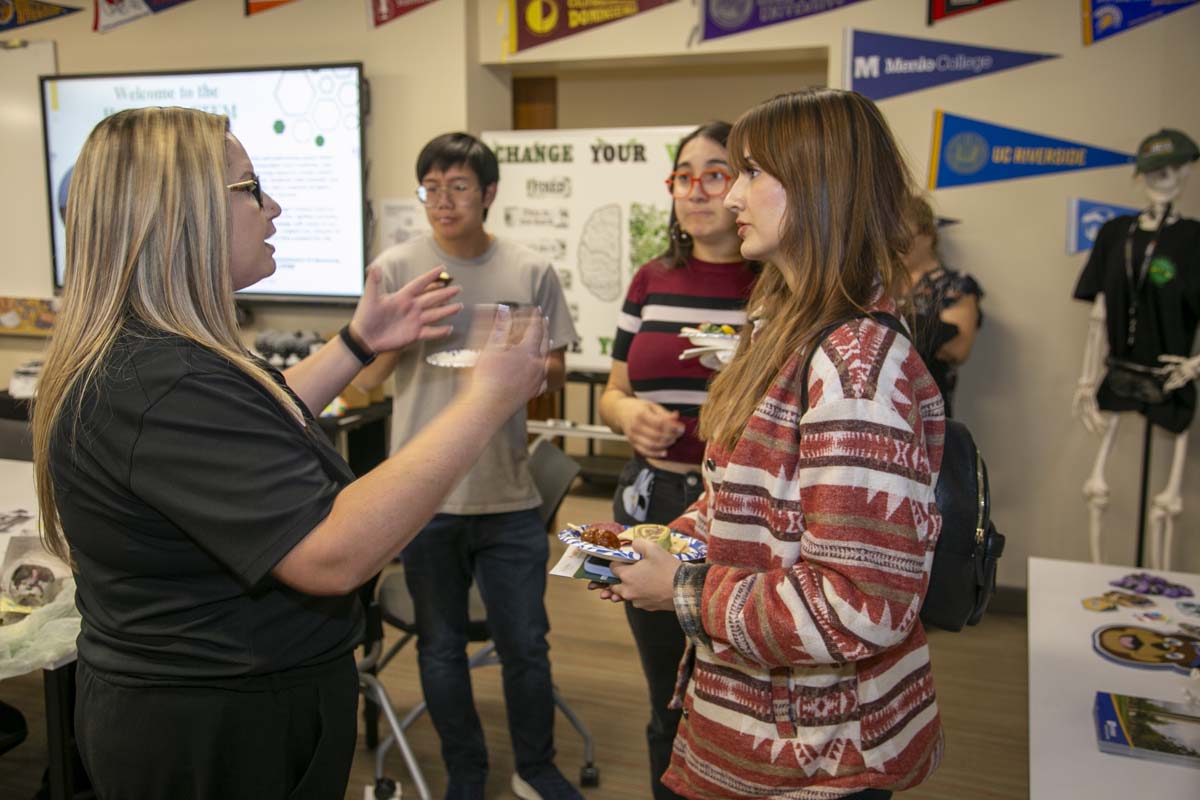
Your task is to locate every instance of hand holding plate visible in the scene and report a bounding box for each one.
[607,539,681,612]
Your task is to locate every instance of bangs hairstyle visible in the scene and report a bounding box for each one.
[700,89,916,451]
[416,132,499,220]
[33,106,302,564]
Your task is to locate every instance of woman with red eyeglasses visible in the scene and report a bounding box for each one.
[597,121,757,800]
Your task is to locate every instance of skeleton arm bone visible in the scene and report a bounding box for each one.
[1073,295,1108,434]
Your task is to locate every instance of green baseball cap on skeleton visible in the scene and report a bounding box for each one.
[1135,128,1199,174]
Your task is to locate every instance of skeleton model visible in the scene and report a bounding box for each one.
[1073,129,1200,570]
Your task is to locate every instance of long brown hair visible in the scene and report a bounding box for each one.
[32,107,302,564]
[700,89,915,451]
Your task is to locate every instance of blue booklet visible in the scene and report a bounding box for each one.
[580,555,619,584]
[1094,691,1200,769]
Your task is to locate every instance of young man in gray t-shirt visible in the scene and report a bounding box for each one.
[355,133,580,800]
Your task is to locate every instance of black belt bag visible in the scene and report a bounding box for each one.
[1105,357,1167,405]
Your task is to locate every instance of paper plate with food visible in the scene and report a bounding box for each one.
[678,322,740,348]
[425,348,479,368]
[558,522,706,563]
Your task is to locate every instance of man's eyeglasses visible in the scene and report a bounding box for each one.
[417,181,479,205]
[665,169,733,199]
[227,175,263,208]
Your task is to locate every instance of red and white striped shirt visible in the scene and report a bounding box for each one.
[664,305,945,799]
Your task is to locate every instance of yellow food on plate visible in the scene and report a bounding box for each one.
[627,524,689,555]
[698,322,738,335]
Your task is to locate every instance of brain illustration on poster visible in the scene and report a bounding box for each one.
[485,126,692,371]
[579,204,623,302]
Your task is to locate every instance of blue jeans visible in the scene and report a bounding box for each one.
[402,510,554,784]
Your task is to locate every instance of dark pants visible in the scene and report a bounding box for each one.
[613,458,704,800]
[75,653,358,800]
[402,509,554,784]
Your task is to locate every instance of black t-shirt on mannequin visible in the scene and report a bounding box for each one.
[1074,215,1200,432]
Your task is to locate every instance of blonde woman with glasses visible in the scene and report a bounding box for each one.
[32,107,549,800]
[595,90,945,800]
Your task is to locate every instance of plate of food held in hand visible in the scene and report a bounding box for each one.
[679,322,740,348]
[558,522,706,563]
[699,349,734,371]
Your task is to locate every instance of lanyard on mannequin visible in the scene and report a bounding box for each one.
[1123,202,1172,348]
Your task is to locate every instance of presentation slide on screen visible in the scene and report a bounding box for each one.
[482,126,692,372]
[42,66,365,299]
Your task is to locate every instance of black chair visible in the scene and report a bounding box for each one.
[0,700,27,757]
[358,438,596,800]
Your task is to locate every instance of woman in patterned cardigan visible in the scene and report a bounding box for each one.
[598,89,946,799]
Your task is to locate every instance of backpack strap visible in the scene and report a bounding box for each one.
[798,311,909,413]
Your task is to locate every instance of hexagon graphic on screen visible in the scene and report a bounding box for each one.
[272,69,360,147]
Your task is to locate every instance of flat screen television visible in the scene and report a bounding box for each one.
[40,63,367,303]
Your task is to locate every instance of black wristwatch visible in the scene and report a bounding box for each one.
[338,324,376,367]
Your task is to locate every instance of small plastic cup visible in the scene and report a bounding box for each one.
[426,303,547,368]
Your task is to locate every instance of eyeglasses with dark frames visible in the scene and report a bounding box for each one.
[227,175,263,208]
[665,168,734,199]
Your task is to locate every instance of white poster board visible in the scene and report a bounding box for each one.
[483,126,692,372]
[376,197,430,250]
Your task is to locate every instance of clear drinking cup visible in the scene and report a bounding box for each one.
[425,303,547,368]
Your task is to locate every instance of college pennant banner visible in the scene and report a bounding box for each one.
[928,0,1013,24]
[0,0,81,31]
[846,29,1056,101]
[702,0,867,40]
[1083,0,1198,46]
[370,0,437,27]
[1067,198,1141,254]
[929,111,1136,189]
[509,0,675,52]
[245,0,300,15]
[94,0,193,32]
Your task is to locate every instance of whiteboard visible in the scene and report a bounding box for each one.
[482,126,693,372]
[0,40,56,298]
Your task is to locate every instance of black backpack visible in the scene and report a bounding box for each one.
[800,313,1005,632]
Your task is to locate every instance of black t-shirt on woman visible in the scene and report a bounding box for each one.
[51,323,362,681]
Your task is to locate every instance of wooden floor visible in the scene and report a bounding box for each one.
[0,482,1028,799]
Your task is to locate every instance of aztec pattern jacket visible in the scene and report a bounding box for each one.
[661,307,946,800]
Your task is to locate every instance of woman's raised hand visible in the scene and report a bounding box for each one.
[468,306,550,416]
[349,265,462,355]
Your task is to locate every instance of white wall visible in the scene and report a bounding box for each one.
[555,59,827,128]
[479,0,1200,583]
